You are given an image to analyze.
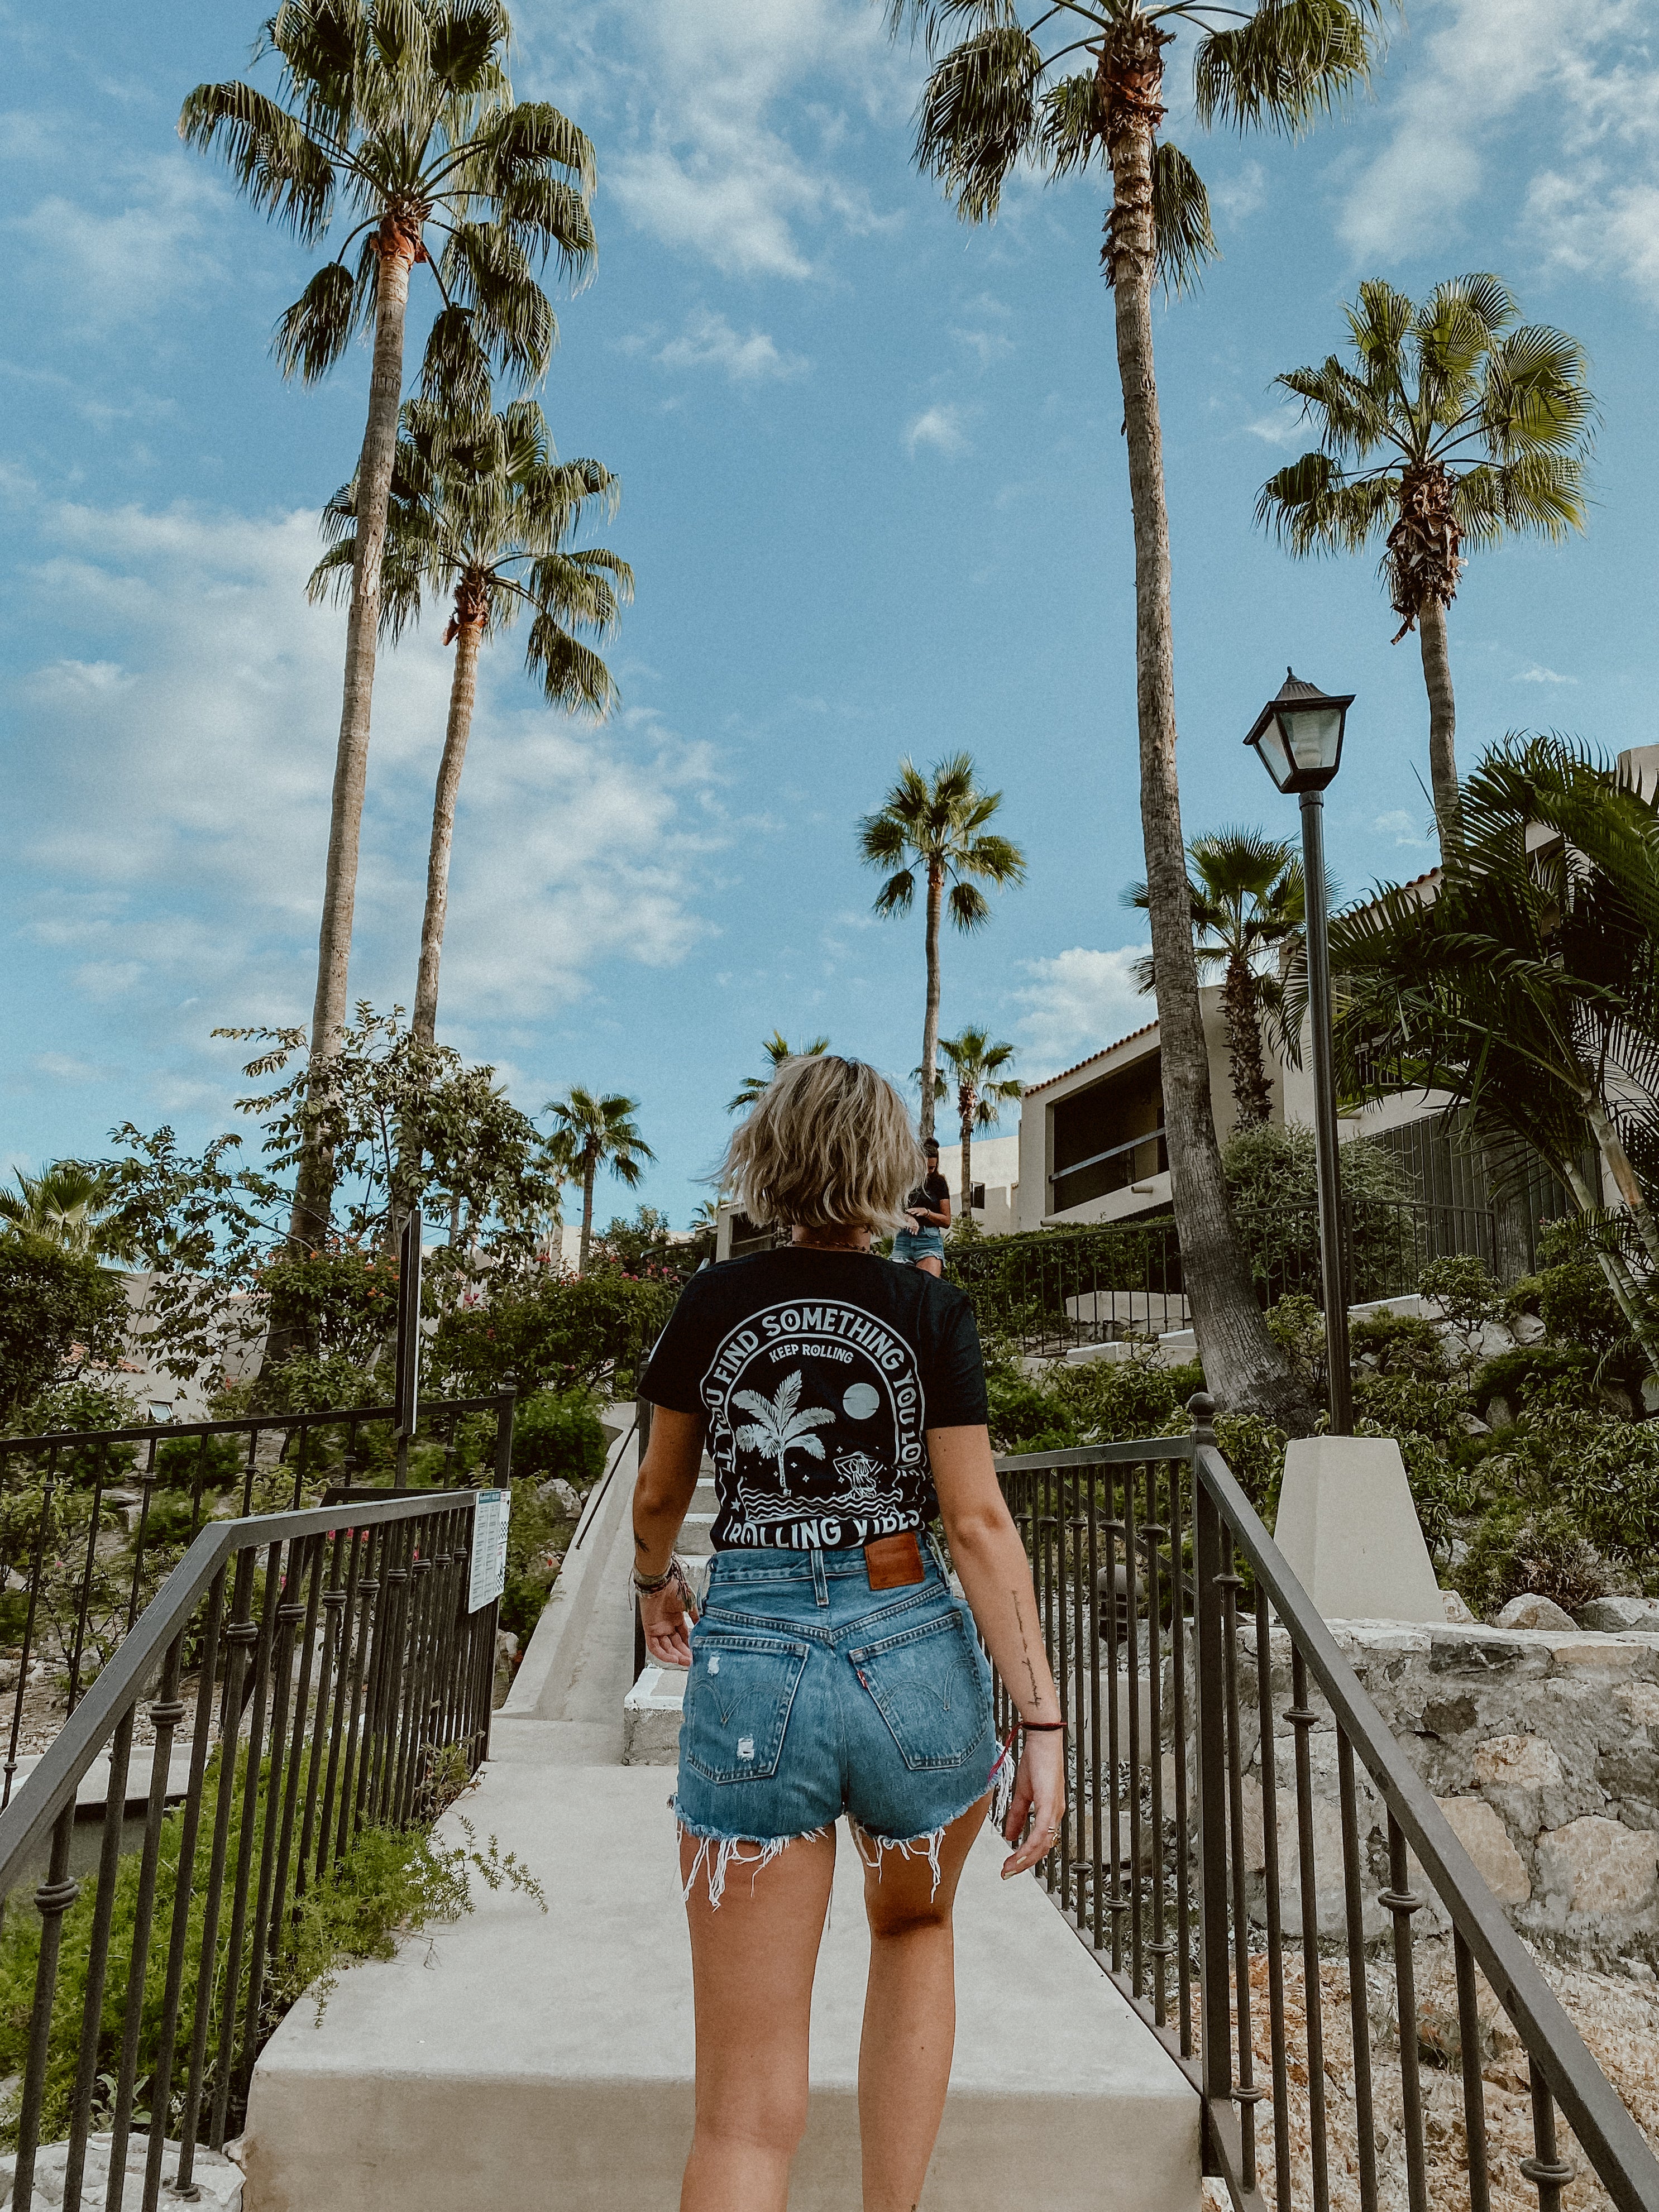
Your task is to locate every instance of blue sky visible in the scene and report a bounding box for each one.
[3,0,1657,1230]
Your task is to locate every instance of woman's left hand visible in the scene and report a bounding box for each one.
[1000,1730,1067,1880]
[640,1573,698,1668]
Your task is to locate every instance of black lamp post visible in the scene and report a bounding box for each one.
[1244,668,1355,1434]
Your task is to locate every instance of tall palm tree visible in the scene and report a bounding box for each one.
[733,1372,835,1485]
[937,1028,1021,1224]
[182,0,596,1247]
[0,1163,130,1262]
[1256,276,1593,851]
[1127,831,1303,1130]
[888,0,1385,1428]
[727,1032,830,1114]
[544,1088,653,1273]
[858,755,1024,1142]
[310,397,631,1046]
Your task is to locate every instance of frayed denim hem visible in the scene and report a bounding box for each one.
[848,1777,999,1905]
[674,1809,835,1909]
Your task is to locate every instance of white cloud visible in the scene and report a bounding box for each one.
[1012,945,1151,1077]
[905,403,973,459]
[14,496,726,1036]
[532,0,907,280]
[9,153,228,329]
[1515,662,1578,684]
[1244,405,1306,447]
[1338,0,1659,297]
[1373,808,1433,849]
[1211,160,1267,224]
[26,658,133,700]
[650,308,808,382]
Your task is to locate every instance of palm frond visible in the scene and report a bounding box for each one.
[1152,142,1217,298]
[949,880,992,931]
[272,247,373,382]
[1254,451,1395,555]
[178,80,336,242]
[914,25,1043,222]
[1193,0,1383,138]
[874,869,917,916]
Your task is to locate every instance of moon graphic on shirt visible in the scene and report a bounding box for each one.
[842,1382,881,1420]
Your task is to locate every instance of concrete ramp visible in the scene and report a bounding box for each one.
[242,1764,1198,2211]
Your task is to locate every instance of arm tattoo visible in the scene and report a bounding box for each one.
[1012,1588,1043,1708]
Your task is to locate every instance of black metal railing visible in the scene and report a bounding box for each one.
[994,1404,1659,2212]
[0,1389,515,1807]
[0,1484,500,2207]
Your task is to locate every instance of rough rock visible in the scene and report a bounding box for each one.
[1494,1592,1579,1632]
[0,2134,242,2210]
[536,1476,584,1518]
[1440,1588,1476,1626]
[1510,1311,1547,1346]
[1434,1794,1531,1904]
[1472,1732,1564,1790]
[1536,1817,1659,1918]
[1577,1596,1659,1634]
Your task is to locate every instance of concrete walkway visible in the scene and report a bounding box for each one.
[242,1412,1201,2211]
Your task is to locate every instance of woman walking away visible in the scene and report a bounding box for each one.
[892,1132,952,1276]
[631,1055,1064,2212]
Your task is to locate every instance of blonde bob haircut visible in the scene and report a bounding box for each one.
[721,1055,925,1233]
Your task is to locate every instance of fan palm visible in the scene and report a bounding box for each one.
[544,1088,653,1273]
[727,1032,831,1115]
[938,1028,1021,1223]
[181,0,596,1245]
[887,0,1385,1427]
[858,755,1024,1142]
[1330,738,1659,1359]
[732,1371,835,1483]
[310,396,631,1045]
[1256,276,1593,851]
[1127,831,1303,1130]
[0,1162,130,1262]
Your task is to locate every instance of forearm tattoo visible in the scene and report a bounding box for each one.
[1012,1589,1043,1710]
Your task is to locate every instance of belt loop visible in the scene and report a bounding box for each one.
[811,1548,829,1607]
[926,1529,952,1584]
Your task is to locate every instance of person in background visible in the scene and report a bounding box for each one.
[892,1133,950,1276]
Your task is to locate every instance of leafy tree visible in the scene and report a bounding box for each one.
[858,755,1024,1142]
[0,1162,132,1261]
[0,1245,128,1419]
[888,0,1383,1429]
[1127,830,1303,1128]
[728,1032,830,1115]
[181,0,596,1246]
[544,1089,653,1273]
[310,397,631,1045]
[430,1267,679,1396]
[1330,738,1659,1362]
[937,1027,1021,1223]
[1256,275,1592,850]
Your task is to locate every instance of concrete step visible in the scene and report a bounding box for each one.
[243,1765,1199,2211]
[621,1663,686,1766]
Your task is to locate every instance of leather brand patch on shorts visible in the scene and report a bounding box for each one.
[864,1531,925,1589]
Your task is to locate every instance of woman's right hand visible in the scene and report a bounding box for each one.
[1000,1730,1067,1880]
[641,1574,697,1668]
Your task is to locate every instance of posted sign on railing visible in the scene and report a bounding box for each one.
[469,1488,511,1612]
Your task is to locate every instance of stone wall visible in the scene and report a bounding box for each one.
[1226,1619,1659,1974]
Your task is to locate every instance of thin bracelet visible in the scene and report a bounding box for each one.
[1019,1719,1066,1732]
[632,1558,682,1596]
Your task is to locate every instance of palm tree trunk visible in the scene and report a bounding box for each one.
[1564,1160,1659,1372]
[1102,23,1316,1431]
[580,1159,596,1274]
[1582,1092,1659,1272]
[921,863,943,1142]
[1418,598,1463,853]
[413,615,484,1046]
[288,231,416,1256]
[1222,951,1271,1129]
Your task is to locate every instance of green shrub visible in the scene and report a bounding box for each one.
[1224,1124,1417,1303]
[1471,1342,1596,1423]
[1418,1253,1503,1339]
[0,1247,128,1423]
[431,1270,680,1398]
[1350,1309,1447,1378]
[1500,1408,1659,1574]
[1452,1504,1607,1621]
[510,1390,607,1488]
[1046,1353,1182,1442]
[155,1432,245,1493]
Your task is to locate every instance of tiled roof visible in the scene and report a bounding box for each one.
[1024,1018,1160,1097]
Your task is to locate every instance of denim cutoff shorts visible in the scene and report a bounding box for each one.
[675,1545,997,1872]
[892,1225,945,1264]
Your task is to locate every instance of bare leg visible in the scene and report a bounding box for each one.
[855,1796,988,2212]
[680,1826,838,2212]
[915,1255,943,1279]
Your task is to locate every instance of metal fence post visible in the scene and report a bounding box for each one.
[494,1373,518,1490]
[1189,1395,1235,2163]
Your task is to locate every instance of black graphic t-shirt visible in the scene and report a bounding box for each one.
[639,1248,988,1551]
[905,1171,950,1222]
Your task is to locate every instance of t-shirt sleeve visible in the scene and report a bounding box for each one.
[927,1174,952,1206]
[922,1291,988,1429]
[637,1281,711,1418]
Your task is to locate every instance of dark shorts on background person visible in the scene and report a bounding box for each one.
[892,1225,945,1264]
[675,1546,998,1905]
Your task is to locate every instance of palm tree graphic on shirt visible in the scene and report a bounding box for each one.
[732,1371,834,1487]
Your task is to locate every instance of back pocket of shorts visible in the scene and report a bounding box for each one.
[683,1631,810,1784]
[848,1608,989,1772]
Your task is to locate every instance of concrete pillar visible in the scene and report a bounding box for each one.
[1271,1435,1444,1624]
